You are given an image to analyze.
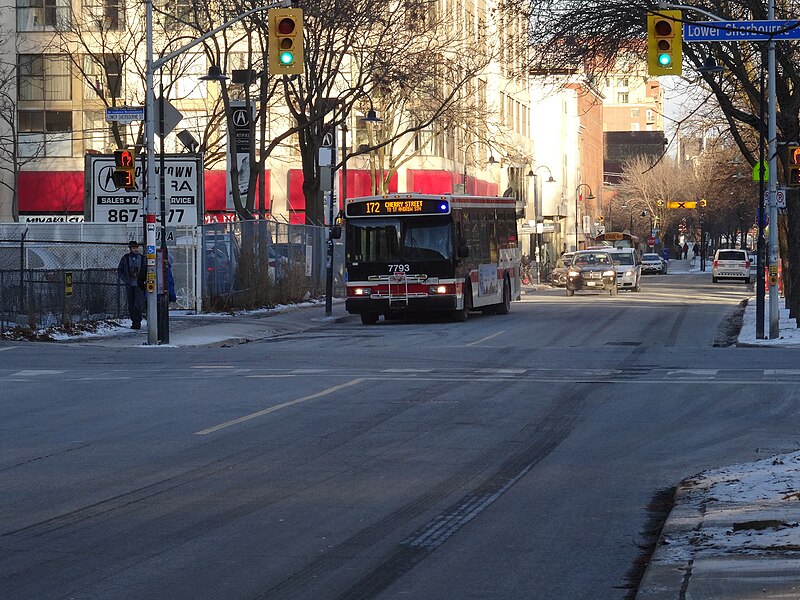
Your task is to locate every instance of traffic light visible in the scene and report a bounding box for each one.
[647,10,682,76]
[113,149,136,190]
[268,8,304,75]
[787,145,800,186]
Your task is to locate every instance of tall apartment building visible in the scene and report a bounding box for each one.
[0,0,533,226]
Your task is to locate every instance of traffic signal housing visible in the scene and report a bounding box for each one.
[787,145,800,186]
[113,149,136,190]
[268,8,304,75]
[647,10,682,76]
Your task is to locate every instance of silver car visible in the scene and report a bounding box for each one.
[609,249,642,291]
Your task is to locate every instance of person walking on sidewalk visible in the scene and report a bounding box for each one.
[117,240,146,329]
[682,242,689,259]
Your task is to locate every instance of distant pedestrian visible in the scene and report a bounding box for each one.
[693,244,700,259]
[117,240,146,329]
[682,243,689,259]
[662,247,670,261]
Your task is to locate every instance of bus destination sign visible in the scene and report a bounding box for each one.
[346,198,450,217]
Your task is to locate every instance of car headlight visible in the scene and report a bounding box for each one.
[568,270,581,277]
[602,270,615,277]
[625,270,634,276]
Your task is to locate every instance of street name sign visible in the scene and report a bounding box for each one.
[684,20,800,42]
[105,106,145,124]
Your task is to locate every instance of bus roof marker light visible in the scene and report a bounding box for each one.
[439,202,448,212]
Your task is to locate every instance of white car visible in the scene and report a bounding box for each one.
[608,249,642,291]
[641,253,667,274]
[712,249,751,283]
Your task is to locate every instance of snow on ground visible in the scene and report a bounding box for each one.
[663,451,800,559]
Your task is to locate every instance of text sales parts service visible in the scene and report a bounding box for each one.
[84,154,203,226]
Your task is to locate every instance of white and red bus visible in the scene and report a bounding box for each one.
[343,194,520,324]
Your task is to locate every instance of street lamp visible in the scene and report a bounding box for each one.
[574,183,595,251]
[528,165,555,281]
[143,0,290,343]
[459,138,497,194]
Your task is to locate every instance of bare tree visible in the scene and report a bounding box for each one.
[525,0,800,316]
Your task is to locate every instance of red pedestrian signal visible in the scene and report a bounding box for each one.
[113,149,137,190]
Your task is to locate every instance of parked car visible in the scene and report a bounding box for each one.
[549,252,574,287]
[642,253,667,274]
[608,249,642,291]
[566,250,618,296]
[712,248,751,283]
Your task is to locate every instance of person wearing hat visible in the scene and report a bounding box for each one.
[117,240,146,329]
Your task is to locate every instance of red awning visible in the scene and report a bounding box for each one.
[18,171,84,213]
[203,170,270,213]
[18,169,235,217]
[288,168,399,223]
[406,170,498,196]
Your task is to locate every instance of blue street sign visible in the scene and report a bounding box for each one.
[684,20,800,42]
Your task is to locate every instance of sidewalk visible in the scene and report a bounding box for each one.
[67,299,352,348]
[636,292,800,599]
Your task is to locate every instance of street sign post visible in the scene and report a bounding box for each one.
[684,20,800,42]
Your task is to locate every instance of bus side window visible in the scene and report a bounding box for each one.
[456,222,469,258]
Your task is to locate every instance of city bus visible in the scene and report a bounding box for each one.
[343,193,520,324]
[594,231,640,250]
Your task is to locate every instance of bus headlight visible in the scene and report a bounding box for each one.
[603,270,615,277]
[568,270,580,277]
[354,287,371,296]
[429,285,448,294]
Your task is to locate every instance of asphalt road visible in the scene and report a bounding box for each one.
[3,273,799,600]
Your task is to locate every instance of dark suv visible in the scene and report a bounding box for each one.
[566,250,618,296]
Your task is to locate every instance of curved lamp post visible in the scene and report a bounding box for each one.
[459,138,497,194]
[574,183,595,251]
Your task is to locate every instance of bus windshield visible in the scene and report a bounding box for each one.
[347,216,452,263]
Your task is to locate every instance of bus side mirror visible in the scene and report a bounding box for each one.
[330,224,342,240]
[457,242,469,258]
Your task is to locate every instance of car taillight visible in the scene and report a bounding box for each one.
[713,260,718,268]
[745,260,750,268]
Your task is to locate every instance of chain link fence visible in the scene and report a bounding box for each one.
[200,220,345,311]
[0,220,343,330]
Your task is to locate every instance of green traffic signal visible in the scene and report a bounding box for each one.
[658,53,671,66]
[280,51,294,65]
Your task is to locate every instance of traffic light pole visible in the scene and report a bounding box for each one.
[143,0,290,344]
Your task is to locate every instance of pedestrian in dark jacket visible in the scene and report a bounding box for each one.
[682,243,689,259]
[117,240,146,329]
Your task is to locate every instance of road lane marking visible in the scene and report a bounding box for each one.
[194,378,365,435]
[11,370,65,377]
[0,346,18,352]
[466,330,505,347]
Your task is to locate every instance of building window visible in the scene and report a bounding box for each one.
[617,92,629,104]
[616,77,628,87]
[18,110,73,157]
[17,0,70,31]
[159,0,199,26]
[630,108,640,117]
[84,54,122,99]
[630,123,640,131]
[18,55,72,101]
[84,110,115,153]
[646,109,655,123]
[83,0,124,30]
